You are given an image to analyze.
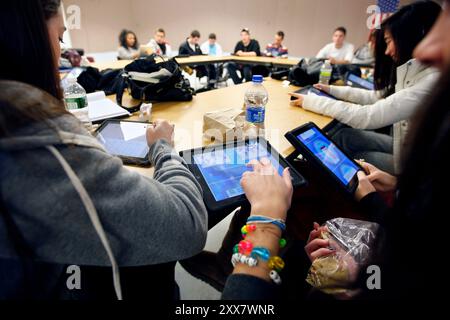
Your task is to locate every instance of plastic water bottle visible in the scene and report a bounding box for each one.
[64,78,92,130]
[244,75,268,137]
[319,60,332,85]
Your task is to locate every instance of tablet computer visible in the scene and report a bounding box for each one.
[180,138,307,212]
[290,85,338,101]
[94,120,150,166]
[345,73,375,90]
[285,122,362,194]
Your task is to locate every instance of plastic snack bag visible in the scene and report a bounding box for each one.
[306,218,380,295]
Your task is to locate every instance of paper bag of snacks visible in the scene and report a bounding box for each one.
[203,108,246,142]
[306,218,379,295]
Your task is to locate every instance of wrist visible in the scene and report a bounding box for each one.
[250,203,287,221]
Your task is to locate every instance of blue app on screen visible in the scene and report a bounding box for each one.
[193,142,284,201]
[297,128,359,186]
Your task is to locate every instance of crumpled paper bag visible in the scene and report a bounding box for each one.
[203,108,246,142]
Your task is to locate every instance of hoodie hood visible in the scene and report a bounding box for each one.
[0,114,106,152]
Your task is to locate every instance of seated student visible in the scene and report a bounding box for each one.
[223,0,450,300]
[117,29,140,60]
[352,30,377,65]
[178,29,203,56]
[200,33,223,86]
[227,28,261,84]
[289,1,441,175]
[264,31,288,58]
[0,0,208,300]
[200,33,223,56]
[316,27,354,65]
[147,28,172,57]
[179,30,214,88]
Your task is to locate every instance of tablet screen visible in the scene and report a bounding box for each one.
[193,141,284,201]
[296,127,359,186]
[347,74,375,90]
[307,87,337,100]
[96,121,149,158]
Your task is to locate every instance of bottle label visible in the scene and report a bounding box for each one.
[320,70,332,77]
[65,96,87,110]
[246,106,265,124]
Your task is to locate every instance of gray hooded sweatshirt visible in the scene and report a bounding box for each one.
[0,113,208,298]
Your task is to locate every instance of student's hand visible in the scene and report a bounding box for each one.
[236,50,244,56]
[355,171,377,201]
[329,57,337,64]
[288,92,305,107]
[146,119,175,147]
[132,52,140,59]
[241,158,293,221]
[313,83,331,93]
[305,222,335,262]
[356,161,397,193]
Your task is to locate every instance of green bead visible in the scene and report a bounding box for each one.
[233,244,239,254]
[279,238,287,248]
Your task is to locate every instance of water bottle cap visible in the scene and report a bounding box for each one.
[252,75,263,83]
[66,77,78,84]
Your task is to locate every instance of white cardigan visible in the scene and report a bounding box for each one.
[302,59,440,174]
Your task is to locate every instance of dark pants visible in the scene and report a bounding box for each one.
[227,63,253,84]
[195,65,218,88]
[332,127,394,174]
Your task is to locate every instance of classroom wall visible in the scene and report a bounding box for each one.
[64,0,413,57]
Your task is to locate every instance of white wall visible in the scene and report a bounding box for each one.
[64,0,413,57]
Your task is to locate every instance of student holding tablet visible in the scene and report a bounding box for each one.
[289,1,441,175]
[224,0,450,300]
[0,0,207,300]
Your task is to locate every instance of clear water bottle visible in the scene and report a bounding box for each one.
[244,75,268,137]
[319,60,332,85]
[64,78,92,130]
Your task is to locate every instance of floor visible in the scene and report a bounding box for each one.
[175,209,237,300]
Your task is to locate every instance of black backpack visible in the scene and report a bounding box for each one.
[288,58,362,87]
[116,55,194,112]
[77,67,123,96]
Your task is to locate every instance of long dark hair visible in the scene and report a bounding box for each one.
[374,1,441,97]
[119,29,139,50]
[360,64,450,299]
[0,0,63,99]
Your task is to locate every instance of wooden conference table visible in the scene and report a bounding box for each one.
[106,78,332,178]
[96,64,338,231]
[90,55,301,71]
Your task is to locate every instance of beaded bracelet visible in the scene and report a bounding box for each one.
[240,225,287,248]
[232,239,286,285]
[231,253,258,267]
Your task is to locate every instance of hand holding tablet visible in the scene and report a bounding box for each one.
[180,138,306,213]
[285,122,363,194]
[94,119,175,166]
[146,119,175,147]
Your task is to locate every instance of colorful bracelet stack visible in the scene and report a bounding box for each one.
[231,222,286,285]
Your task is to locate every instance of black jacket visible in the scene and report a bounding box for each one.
[178,40,202,56]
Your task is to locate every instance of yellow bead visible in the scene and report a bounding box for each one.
[268,256,285,271]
